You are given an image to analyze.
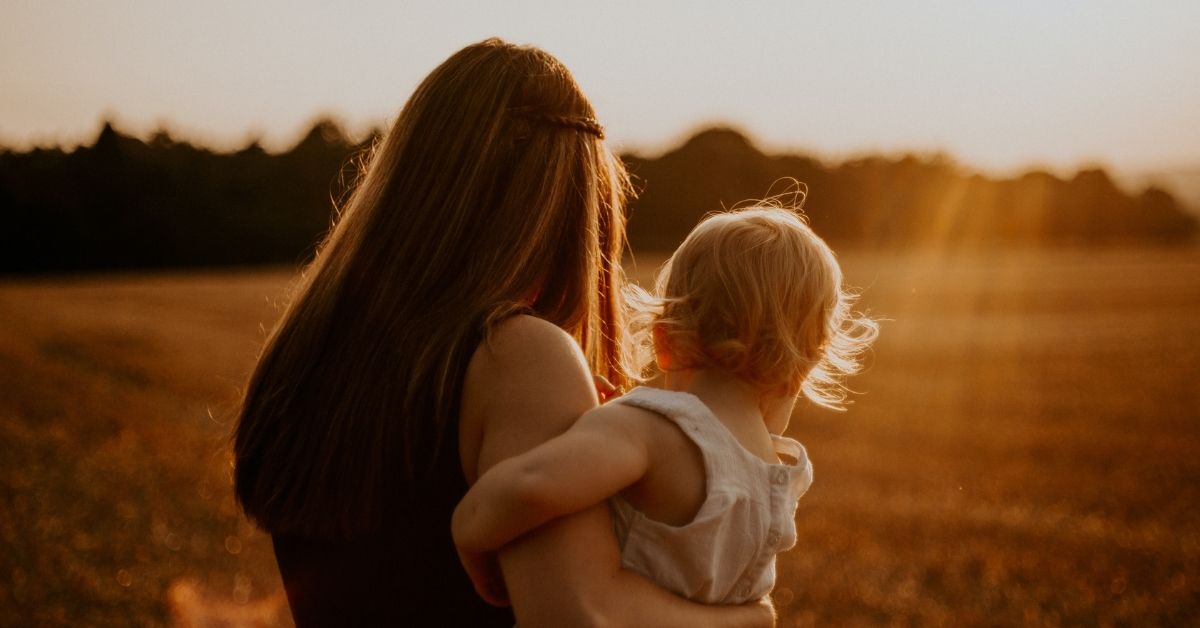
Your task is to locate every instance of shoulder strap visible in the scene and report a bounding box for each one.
[770,434,814,500]
[612,387,737,460]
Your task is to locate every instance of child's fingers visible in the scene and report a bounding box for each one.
[745,595,777,627]
[593,374,617,402]
[476,577,511,608]
[457,547,511,607]
[470,564,510,607]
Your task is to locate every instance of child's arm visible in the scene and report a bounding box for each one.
[452,402,650,554]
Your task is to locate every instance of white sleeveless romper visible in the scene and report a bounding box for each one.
[608,386,814,604]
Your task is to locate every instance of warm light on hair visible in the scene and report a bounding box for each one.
[630,205,878,409]
[235,38,631,538]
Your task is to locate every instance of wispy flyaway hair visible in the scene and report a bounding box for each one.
[629,204,878,409]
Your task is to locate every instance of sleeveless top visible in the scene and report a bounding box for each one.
[608,387,814,604]
[270,434,514,627]
[270,325,515,627]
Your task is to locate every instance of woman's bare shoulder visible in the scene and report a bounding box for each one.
[468,314,590,382]
[461,314,598,477]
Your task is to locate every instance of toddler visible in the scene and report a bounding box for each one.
[452,206,878,606]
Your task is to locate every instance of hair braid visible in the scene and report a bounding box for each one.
[518,112,606,139]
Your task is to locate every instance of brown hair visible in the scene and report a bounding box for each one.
[234,38,631,538]
[630,206,877,408]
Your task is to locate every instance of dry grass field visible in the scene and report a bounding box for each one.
[1,246,1197,626]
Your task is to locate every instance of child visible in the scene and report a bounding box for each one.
[452,206,878,607]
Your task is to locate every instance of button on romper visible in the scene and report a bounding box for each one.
[608,387,814,604]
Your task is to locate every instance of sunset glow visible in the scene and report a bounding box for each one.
[1,1,1197,175]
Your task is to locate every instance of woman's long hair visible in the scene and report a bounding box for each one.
[234,38,631,539]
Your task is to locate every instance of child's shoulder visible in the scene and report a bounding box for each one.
[578,388,691,447]
[579,396,660,430]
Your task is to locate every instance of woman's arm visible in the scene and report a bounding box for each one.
[453,404,650,554]
[459,315,774,628]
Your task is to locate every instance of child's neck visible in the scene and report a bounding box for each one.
[659,368,794,437]
[662,368,767,431]
[661,368,754,404]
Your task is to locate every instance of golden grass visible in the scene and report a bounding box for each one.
[1,246,1198,626]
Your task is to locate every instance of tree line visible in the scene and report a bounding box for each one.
[1,120,1194,274]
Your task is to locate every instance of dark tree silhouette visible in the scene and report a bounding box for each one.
[622,127,1197,252]
[0,122,1194,274]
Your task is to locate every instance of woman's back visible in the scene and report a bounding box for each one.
[231,38,779,626]
[271,425,514,627]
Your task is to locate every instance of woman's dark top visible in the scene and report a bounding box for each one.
[271,329,514,626]
[271,431,514,627]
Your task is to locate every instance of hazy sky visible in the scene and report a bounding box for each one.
[2,0,1197,174]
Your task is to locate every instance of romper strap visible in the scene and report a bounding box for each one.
[611,387,744,477]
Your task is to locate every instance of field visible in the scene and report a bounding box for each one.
[1,246,1198,626]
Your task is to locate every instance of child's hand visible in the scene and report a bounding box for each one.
[748,594,778,627]
[593,374,618,403]
[455,545,510,607]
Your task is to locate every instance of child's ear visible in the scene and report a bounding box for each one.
[651,324,672,370]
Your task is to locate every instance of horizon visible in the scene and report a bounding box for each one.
[14,116,1200,212]
[2,1,1199,179]
[6,96,1200,185]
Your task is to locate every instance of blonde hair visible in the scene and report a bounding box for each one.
[235,38,631,538]
[630,205,877,409]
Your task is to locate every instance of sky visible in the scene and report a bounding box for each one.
[2,0,1198,176]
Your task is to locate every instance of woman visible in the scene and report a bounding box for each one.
[233,39,773,626]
